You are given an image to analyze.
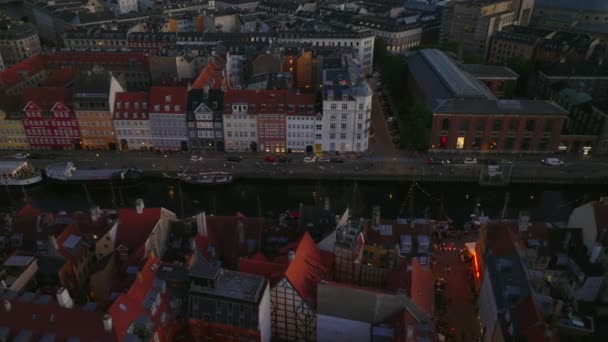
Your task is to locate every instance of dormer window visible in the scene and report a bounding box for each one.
[342,95,349,101]
[125,102,130,109]
[134,102,139,109]
[142,102,148,109]
[154,105,160,111]
[174,105,180,112]
[164,105,170,112]
[116,102,122,109]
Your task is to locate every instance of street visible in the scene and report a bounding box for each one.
[3,150,607,184]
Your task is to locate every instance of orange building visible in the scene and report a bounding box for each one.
[282,50,313,90]
[73,70,123,150]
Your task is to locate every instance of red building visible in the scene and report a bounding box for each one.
[22,87,81,150]
[430,99,568,152]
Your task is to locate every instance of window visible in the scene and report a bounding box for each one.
[441,118,450,130]
[538,138,549,151]
[316,134,322,139]
[525,120,535,132]
[341,114,347,120]
[492,119,502,132]
[472,137,481,149]
[341,103,348,110]
[456,137,465,149]
[509,119,519,131]
[316,124,322,130]
[475,119,486,131]
[340,133,346,139]
[330,133,335,139]
[330,115,336,121]
[520,138,531,150]
[544,120,554,132]
[459,119,469,131]
[330,104,337,110]
[359,103,363,110]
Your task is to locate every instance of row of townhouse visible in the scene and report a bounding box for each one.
[0,80,373,153]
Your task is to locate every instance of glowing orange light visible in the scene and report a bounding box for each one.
[472,250,480,279]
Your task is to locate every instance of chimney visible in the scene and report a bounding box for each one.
[196,212,208,237]
[135,199,144,214]
[103,313,113,332]
[90,205,101,222]
[288,250,295,261]
[56,287,73,309]
[518,212,530,232]
[3,299,10,312]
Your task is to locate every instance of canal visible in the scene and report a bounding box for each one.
[1,178,603,224]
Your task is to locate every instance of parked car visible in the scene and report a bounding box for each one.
[500,159,513,164]
[330,157,345,163]
[463,158,477,164]
[541,157,564,166]
[318,157,331,163]
[226,156,242,162]
[13,153,28,160]
[190,155,203,162]
[303,156,316,163]
[264,156,277,163]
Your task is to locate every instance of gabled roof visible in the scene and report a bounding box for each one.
[0,289,114,341]
[148,86,188,114]
[41,67,76,87]
[238,257,288,287]
[115,208,162,255]
[222,89,316,115]
[22,87,73,112]
[114,92,149,120]
[284,232,332,305]
[191,59,225,90]
[0,55,46,93]
[108,256,172,341]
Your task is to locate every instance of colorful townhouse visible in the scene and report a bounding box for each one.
[0,95,29,149]
[73,70,124,150]
[113,92,152,151]
[22,87,81,150]
[148,86,188,151]
[186,89,225,152]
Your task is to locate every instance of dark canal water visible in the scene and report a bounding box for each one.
[1,178,604,225]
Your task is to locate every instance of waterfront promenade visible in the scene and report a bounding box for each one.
[8,150,608,185]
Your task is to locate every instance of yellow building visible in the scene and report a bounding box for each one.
[0,96,29,150]
[73,70,123,150]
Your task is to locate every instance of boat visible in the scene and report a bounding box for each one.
[44,162,143,184]
[0,161,43,186]
[169,171,233,185]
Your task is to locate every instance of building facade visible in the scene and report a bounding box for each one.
[0,95,29,149]
[286,114,316,153]
[0,20,41,70]
[73,70,123,150]
[186,89,225,152]
[0,55,47,95]
[22,87,81,150]
[62,30,128,51]
[148,86,188,150]
[317,81,372,153]
[429,99,568,153]
[113,92,151,151]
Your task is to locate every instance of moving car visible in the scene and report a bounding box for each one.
[303,156,316,163]
[190,155,203,162]
[541,157,564,166]
[318,157,331,163]
[226,156,242,162]
[264,156,277,163]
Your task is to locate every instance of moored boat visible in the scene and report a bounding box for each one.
[175,171,233,185]
[45,162,143,184]
[0,161,43,186]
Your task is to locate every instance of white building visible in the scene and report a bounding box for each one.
[277,32,375,75]
[222,110,258,152]
[286,114,316,153]
[316,80,372,153]
[113,92,152,151]
[106,0,138,14]
[148,86,188,150]
[225,52,246,89]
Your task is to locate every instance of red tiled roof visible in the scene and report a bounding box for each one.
[71,211,116,238]
[108,256,173,341]
[0,292,114,341]
[487,222,519,257]
[238,257,288,287]
[41,67,76,87]
[410,259,434,317]
[115,208,162,255]
[284,232,330,305]
[223,89,316,115]
[45,52,149,69]
[148,86,188,114]
[114,92,149,120]
[22,87,73,111]
[0,55,46,92]
[17,204,41,217]
[191,60,224,90]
